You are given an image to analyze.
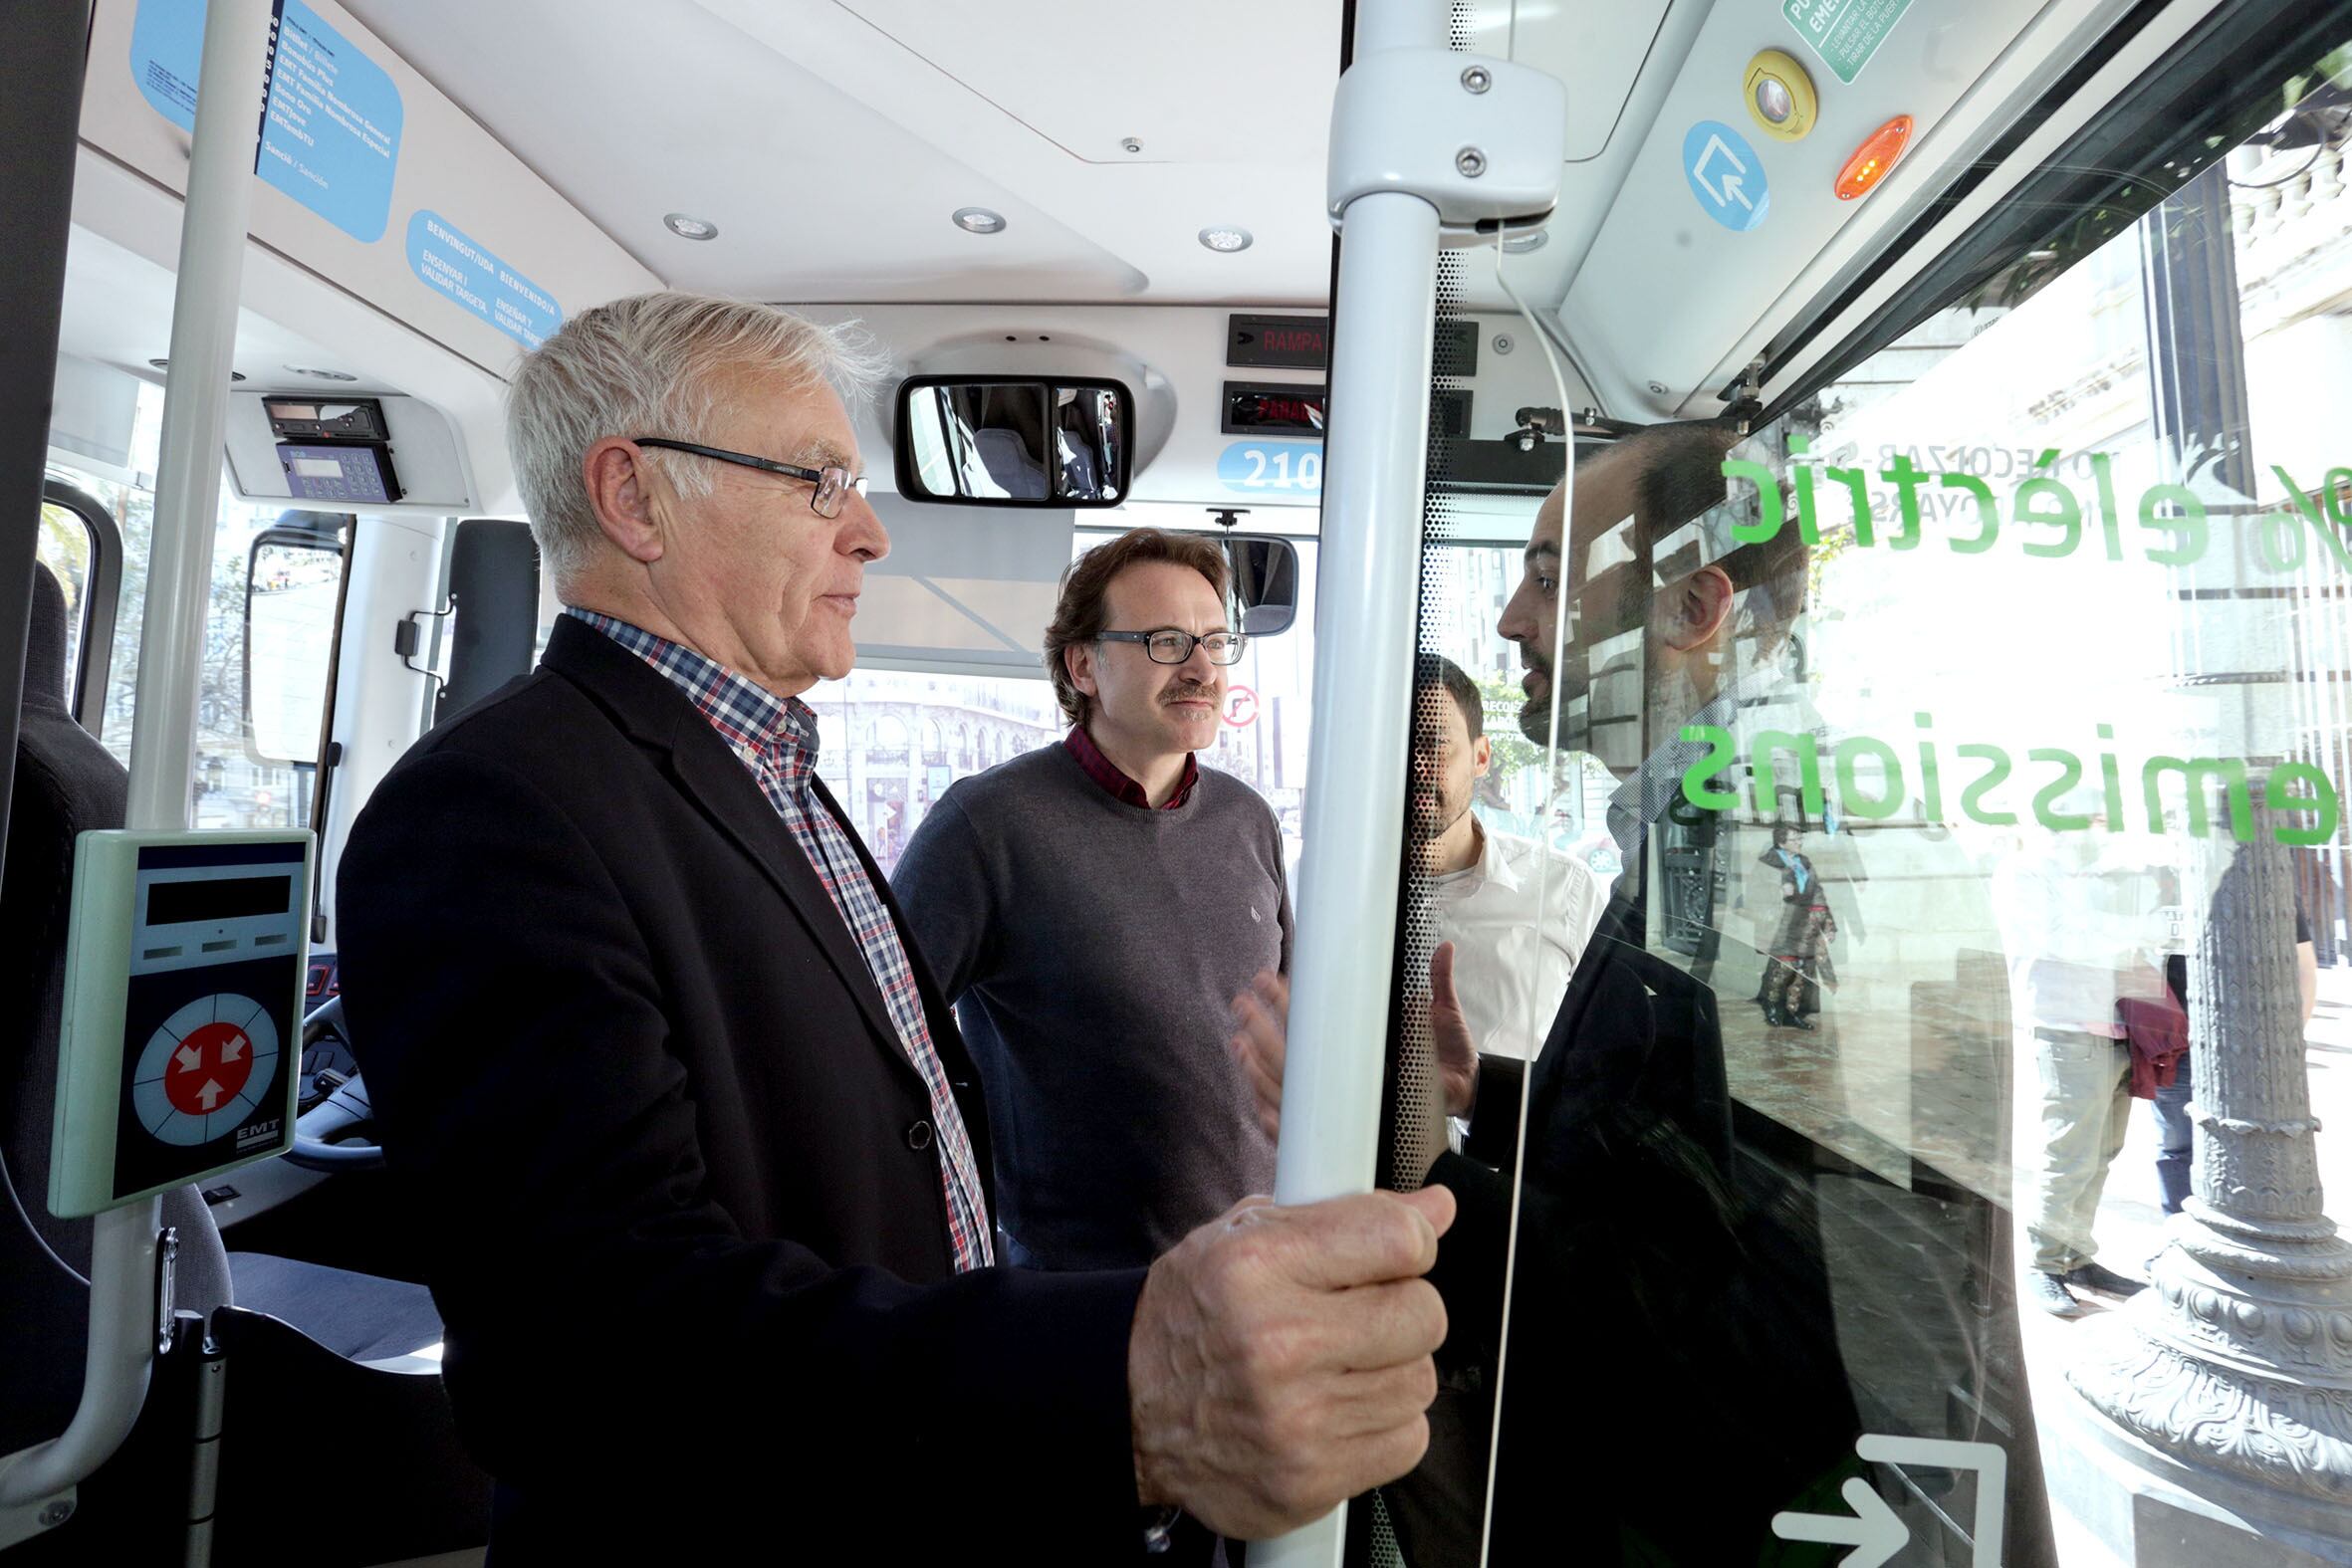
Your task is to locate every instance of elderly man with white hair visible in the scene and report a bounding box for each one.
[336,291,1452,1562]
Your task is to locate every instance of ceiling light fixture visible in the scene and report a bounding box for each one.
[1198,226,1253,254]
[663,212,720,241]
[284,365,359,381]
[953,207,1008,235]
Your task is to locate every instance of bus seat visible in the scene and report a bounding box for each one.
[226,1252,442,1362]
[0,562,227,1456]
[2,563,442,1449]
[974,426,1051,497]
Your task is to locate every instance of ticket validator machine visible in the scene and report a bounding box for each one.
[49,830,312,1219]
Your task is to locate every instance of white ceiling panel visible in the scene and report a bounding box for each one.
[341,0,1153,303]
[838,2,1337,165]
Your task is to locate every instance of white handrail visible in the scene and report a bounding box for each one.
[0,0,272,1516]
[1258,1,1445,1562]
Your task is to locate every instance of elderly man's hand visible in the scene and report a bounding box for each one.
[1127,1186,1455,1539]
[1228,948,1480,1143]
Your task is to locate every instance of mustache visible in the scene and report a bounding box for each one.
[1162,683,1218,704]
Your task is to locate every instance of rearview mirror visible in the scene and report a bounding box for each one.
[243,516,349,768]
[1221,537,1298,638]
[895,376,1131,507]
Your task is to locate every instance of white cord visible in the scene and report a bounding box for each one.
[1,1134,92,1287]
[1478,218,1577,1568]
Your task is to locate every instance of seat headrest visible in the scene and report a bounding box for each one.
[25,565,69,710]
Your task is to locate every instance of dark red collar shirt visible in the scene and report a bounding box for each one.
[1063,723,1199,809]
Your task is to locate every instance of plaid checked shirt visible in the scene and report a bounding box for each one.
[571,608,995,1272]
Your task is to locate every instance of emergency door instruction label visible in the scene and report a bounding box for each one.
[130,0,406,243]
[406,211,565,349]
[1782,0,1915,85]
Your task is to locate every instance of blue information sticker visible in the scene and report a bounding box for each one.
[1682,120,1769,232]
[130,0,404,244]
[405,211,563,349]
[1217,440,1322,495]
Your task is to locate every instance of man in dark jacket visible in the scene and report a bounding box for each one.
[338,291,1452,1562]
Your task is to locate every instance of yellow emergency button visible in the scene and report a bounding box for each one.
[1744,49,1818,142]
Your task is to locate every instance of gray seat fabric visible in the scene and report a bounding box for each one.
[227,1252,443,1362]
[974,426,1050,497]
[162,1181,235,1311]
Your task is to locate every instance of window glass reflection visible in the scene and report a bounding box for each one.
[1385,34,2352,1567]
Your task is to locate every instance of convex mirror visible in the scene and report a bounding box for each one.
[1219,536,1298,638]
[896,376,1131,506]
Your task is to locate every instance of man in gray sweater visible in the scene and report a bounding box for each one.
[893,528,1292,1273]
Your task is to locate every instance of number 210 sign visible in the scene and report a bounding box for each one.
[1218,440,1322,495]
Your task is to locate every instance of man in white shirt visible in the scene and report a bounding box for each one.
[1410,655,1605,1061]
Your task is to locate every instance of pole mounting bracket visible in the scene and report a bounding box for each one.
[1327,48,1567,245]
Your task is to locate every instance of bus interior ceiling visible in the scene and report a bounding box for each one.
[56,0,2151,528]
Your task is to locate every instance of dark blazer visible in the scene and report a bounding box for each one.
[337,616,1148,1561]
[1415,893,1860,1564]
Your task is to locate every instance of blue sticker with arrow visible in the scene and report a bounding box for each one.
[1683,120,1769,232]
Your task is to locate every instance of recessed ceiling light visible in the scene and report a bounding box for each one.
[1501,228,1549,253]
[285,365,359,381]
[953,207,1008,235]
[1198,226,1253,253]
[663,212,720,241]
[149,357,245,381]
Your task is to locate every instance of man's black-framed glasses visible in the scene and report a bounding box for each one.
[1097,628,1248,666]
[632,437,867,520]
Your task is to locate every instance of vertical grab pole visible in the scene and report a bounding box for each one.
[1271,191,1440,1209]
[127,0,272,832]
[1260,1,1444,1563]
[0,0,274,1514]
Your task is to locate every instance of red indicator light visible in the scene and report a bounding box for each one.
[1836,114,1914,201]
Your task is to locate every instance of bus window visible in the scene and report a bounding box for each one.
[1372,7,2352,1566]
[35,498,94,692]
[50,378,348,827]
[812,529,1319,882]
[807,669,1065,873]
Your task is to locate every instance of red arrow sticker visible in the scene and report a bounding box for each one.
[164,1020,257,1117]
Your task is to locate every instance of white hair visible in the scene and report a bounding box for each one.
[505,292,890,589]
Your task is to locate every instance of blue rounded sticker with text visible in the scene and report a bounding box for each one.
[1683,120,1769,232]
[405,211,563,349]
[1217,441,1322,495]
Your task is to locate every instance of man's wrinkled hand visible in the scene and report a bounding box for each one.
[1127,1186,1456,1540]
